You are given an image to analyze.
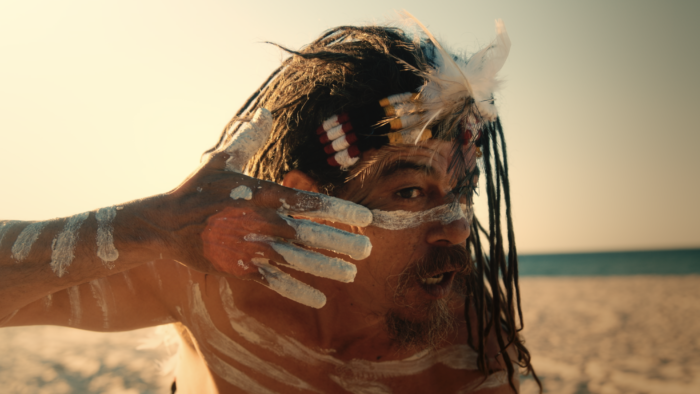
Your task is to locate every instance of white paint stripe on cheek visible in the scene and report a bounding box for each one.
[370,203,472,230]
[254,259,327,309]
[11,221,49,262]
[50,212,89,277]
[89,279,110,328]
[67,286,81,326]
[230,185,253,200]
[96,207,119,267]
[189,283,317,392]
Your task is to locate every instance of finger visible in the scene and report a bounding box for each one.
[269,241,357,283]
[276,190,373,228]
[278,214,372,260]
[254,259,327,309]
[224,108,273,173]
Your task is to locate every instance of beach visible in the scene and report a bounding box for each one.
[1,276,698,393]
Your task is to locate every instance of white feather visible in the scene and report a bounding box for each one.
[399,12,510,126]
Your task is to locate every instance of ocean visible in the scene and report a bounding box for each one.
[518,248,700,276]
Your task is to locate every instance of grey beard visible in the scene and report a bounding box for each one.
[385,297,458,351]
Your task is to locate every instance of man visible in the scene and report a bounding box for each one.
[0,20,539,393]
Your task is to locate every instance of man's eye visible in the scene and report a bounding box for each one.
[396,188,422,199]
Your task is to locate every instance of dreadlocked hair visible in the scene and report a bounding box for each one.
[206,25,541,392]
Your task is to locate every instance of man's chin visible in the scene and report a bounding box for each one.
[384,295,459,351]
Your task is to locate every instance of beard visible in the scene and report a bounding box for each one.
[385,245,471,351]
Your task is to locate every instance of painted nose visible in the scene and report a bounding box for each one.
[425,207,472,246]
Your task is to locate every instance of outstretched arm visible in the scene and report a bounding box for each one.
[0,108,373,328]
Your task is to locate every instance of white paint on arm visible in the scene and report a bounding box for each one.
[50,212,90,277]
[147,261,163,291]
[89,279,110,328]
[0,309,19,325]
[122,271,135,294]
[230,185,253,200]
[11,221,48,262]
[67,286,81,326]
[95,206,119,267]
[224,108,273,173]
[0,221,19,248]
[44,293,53,309]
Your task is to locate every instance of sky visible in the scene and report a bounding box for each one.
[0,0,698,254]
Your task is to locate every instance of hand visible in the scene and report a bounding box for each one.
[154,108,372,308]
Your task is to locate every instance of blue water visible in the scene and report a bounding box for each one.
[518,248,700,276]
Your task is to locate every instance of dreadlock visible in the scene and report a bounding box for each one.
[207,25,541,392]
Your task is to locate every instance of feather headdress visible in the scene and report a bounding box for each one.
[397,12,511,143]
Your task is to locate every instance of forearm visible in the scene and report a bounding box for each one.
[0,196,166,321]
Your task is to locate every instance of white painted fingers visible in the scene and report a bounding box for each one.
[254,259,327,309]
[224,108,273,173]
[280,191,373,228]
[279,215,371,261]
[270,241,357,283]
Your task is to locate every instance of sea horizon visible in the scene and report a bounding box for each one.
[517,247,700,276]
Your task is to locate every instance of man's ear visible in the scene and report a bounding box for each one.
[281,170,320,193]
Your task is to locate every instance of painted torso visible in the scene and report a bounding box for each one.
[158,263,512,394]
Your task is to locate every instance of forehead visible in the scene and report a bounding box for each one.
[350,140,468,183]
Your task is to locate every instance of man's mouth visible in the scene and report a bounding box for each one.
[418,270,457,299]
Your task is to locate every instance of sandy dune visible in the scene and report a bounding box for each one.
[1,276,698,393]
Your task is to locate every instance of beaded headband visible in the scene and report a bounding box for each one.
[316,17,508,170]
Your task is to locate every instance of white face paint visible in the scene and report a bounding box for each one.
[371,203,473,230]
[229,185,253,200]
[67,286,81,326]
[89,279,111,328]
[11,221,48,262]
[96,207,119,267]
[50,212,90,277]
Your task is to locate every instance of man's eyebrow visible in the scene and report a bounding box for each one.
[378,160,438,179]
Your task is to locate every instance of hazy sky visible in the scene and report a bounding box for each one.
[1,0,698,253]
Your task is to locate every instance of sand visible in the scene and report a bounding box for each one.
[518,276,700,394]
[1,276,698,393]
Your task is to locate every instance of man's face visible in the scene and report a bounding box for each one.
[331,139,475,349]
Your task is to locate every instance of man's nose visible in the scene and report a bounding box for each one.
[425,209,472,246]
